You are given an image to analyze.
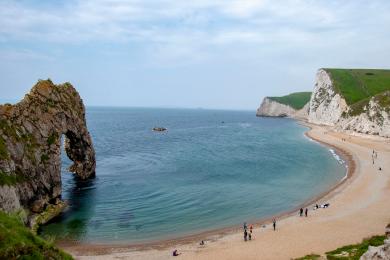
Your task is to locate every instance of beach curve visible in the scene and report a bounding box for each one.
[61,123,390,259]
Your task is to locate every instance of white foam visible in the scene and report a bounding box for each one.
[329,148,344,164]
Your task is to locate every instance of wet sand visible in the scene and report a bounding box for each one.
[62,124,390,259]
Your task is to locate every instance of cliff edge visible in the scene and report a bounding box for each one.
[308,69,390,137]
[0,79,95,227]
[256,92,311,119]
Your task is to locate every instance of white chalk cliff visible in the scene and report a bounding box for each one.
[256,98,309,119]
[308,69,390,138]
[256,97,297,117]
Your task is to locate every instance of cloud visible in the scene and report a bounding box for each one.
[0,0,390,66]
[0,0,369,44]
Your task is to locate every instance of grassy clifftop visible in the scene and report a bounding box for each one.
[0,211,73,259]
[268,92,312,110]
[324,69,390,116]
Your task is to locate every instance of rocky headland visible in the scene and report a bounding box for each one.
[0,79,95,229]
[308,69,390,138]
[257,68,390,138]
[256,92,311,119]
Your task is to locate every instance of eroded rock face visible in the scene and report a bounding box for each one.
[308,69,348,126]
[308,69,390,138]
[0,79,95,217]
[256,97,309,119]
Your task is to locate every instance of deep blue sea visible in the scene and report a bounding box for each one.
[40,107,346,243]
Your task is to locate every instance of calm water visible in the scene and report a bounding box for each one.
[40,108,346,243]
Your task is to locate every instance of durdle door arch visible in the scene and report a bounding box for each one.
[0,79,95,228]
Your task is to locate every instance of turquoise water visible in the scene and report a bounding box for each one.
[40,108,346,243]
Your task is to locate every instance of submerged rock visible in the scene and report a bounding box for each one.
[0,79,95,224]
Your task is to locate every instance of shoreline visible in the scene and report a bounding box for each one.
[59,122,361,257]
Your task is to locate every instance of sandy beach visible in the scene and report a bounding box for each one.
[63,124,390,260]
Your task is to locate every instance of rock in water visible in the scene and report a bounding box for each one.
[0,79,95,222]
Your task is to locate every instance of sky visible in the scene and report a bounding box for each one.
[1,0,390,110]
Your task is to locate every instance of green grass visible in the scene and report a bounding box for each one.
[324,69,390,115]
[47,132,58,146]
[268,92,312,110]
[0,170,27,186]
[325,235,386,260]
[294,234,386,260]
[40,154,49,163]
[0,135,9,160]
[294,253,322,260]
[0,211,73,259]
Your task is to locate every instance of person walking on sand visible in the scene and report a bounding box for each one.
[300,208,303,217]
[305,208,308,217]
[249,224,253,234]
[273,219,276,231]
[249,232,252,240]
[244,229,248,241]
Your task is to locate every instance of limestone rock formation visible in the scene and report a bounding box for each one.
[308,69,348,125]
[256,98,309,119]
[0,79,95,224]
[360,224,390,260]
[308,69,390,138]
[256,97,297,117]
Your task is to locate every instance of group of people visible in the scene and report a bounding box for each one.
[243,222,253,241]
[242,219,277,241]
[299,208,308,217]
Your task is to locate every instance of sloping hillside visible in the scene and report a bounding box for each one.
[257,92,311,118]
[324,69,390,116]
[268,92,312,110]
[0,211,72,259]
[308,69,390,137]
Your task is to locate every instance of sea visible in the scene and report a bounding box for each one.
[40,107,346,243]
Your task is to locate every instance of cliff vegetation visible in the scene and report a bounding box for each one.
[324,69,390,116]
[268,92,312,110]
[0,211,73,259]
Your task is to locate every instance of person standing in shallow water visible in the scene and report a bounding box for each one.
[273,219,276,231]
[305,208,308,217]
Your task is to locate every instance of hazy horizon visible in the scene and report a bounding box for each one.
[1,1,390,110]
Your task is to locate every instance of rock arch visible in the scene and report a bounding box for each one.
[0,79,95,222]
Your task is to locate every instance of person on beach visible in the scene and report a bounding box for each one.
[305,208,308,217]
[173,250,181,256]
[200,240,205,246]
[300,208,303,216]
[244,229,248,241]
[273,219,276,231]
[249,224,253,234]
[243,222,247,231]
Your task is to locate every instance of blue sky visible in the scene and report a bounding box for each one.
[1,0,390,110]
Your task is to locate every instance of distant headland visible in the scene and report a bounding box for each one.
[257,68,390,138]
